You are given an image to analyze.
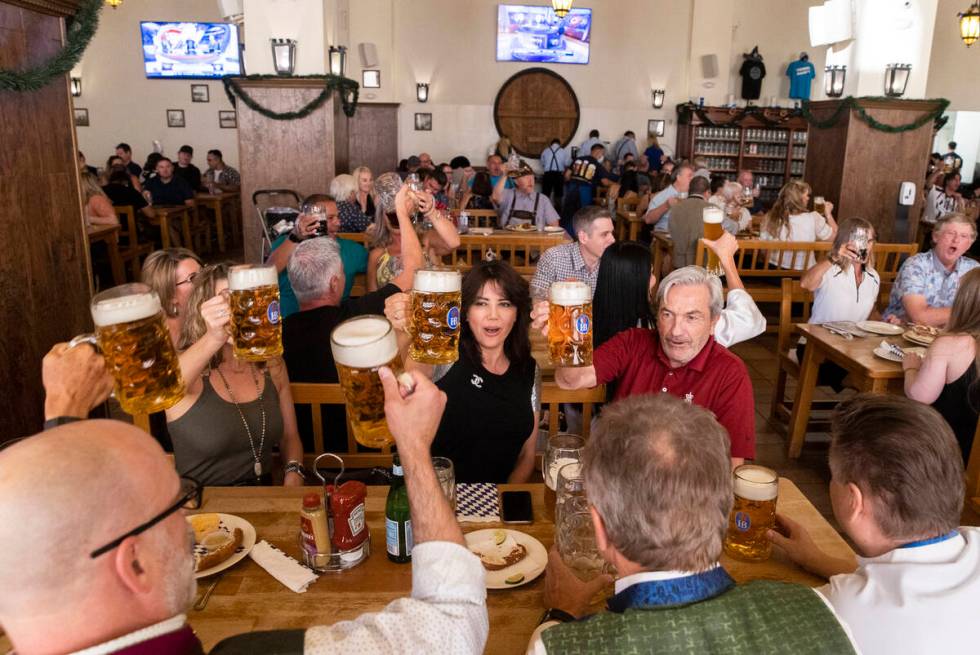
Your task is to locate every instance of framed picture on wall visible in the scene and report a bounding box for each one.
[191,84,210,103]
[362,70,381,88]
[648,119,665,138]
[73,108,89,127]
[219,110,237,129]
[414,113,432,131]
[167,109,186,128]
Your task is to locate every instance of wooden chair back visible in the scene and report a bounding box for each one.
[870,242,918,308]
[615,197,640,241]
[777,278,813,357]
[446,237,547,277]
[458,208,498,228]
[540,383,606,440]
[114,205,153,280]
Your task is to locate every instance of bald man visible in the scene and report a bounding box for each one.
[5,370,488,654]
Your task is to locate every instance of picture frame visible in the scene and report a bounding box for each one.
[218,110,237,129]
[648,119,665,138]
[362,70,381,88]
[191,84,210,103]
[167,109,186,128]
[73,108,89,127]
[414,112,432,131]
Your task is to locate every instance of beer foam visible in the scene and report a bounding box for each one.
[702,207,724,224]
[550,281,591,306]
[733,465,778,501]
[228,265,278,291]
[414,269,461,293]
[91,292,161,327]
[331,316,398,368]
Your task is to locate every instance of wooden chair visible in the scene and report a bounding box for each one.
[114,205,153,280]
[540,383,606,440]
[458,208,498,228]
[966,419,980,513]
[615,197,639,242]
[770,278,823,426]
[446,237,541,277]
[593,185,610,207]
[187,200,212,255]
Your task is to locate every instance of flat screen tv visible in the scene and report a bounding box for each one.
[140,21,242,79]
[496,5,592,65]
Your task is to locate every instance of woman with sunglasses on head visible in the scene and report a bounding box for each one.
[166,263,304,487]
[384,260,539,483]
[141,248,203,345]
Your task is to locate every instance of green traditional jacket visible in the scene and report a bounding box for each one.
[541,580,856,654]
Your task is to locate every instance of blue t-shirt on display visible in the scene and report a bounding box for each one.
[786,59,815,100]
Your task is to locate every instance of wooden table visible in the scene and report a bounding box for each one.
[788,323,905,457]
[615,207,644,242]
[86,224,125,286]
[148,204,193,249]
[196,191,240,253]
[185,480,852,653]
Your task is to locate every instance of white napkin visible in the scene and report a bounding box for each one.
[249,540,318,593]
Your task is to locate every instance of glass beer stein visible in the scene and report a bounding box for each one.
[702,206,725,275]
[228,264,282,362]
[548,281,593,367]
[723,465,779,561]
[409,269,462,365]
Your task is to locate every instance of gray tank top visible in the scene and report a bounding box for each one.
[169,370,283,486]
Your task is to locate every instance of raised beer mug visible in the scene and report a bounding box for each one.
[330,315,403,448]
[723,464,778,562]
[813,195,826,215]
[702,206,725,276]
[71,283,185,415]
[409,269,462,365]
[228,264,283,362]
[548,281,593,367]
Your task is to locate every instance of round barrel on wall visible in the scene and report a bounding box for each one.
[493,68,580,158]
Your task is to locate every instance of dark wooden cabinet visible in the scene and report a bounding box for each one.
[675,106,809,206]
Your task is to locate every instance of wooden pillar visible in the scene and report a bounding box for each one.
[803,99,941,243]
[0,0,93,442]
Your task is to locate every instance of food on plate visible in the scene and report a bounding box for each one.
[910,324,940,337]
[505,572,525,585]
[507,223,536,232]
[188,513,220,542]
[469,529,528,571]
[194,526,243,571]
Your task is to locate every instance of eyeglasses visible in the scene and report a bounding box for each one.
[175,271,198,287]
[90,476,202,559]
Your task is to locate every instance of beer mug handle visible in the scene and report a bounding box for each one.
[67,333,99,351]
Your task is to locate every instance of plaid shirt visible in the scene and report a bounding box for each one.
[205,165,240,188]
[883,249,979,321]
[530,242,599,299]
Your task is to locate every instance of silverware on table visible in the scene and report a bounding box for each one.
[193,572,224,612]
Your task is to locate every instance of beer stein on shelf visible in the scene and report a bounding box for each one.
[70,283,185,415]
[299,453,371,572]
[409,269,462,365]
[548,281,593,367]
[228,264,283,361]
[330,315,403,448]
[723,465,778,561]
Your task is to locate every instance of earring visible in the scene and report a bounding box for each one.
[171,302,180,317]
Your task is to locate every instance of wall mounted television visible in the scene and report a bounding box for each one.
[141,21,242,79]
[496,5,592,65]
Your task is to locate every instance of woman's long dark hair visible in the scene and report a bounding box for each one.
[593,241,655,348]
[470,171,494,197]
[460,260,532,371]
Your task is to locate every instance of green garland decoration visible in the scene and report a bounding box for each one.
[676,102,800,128]
[0,0,102,92]
[222,74,360,120]
[801,96,949,133]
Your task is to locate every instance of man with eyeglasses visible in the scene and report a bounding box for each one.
[4,367,488,654]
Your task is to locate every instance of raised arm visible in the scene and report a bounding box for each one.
[42,342,113,421]
[391,186,425,291]
[902,295,952,328]
[167,293,229,419]
[265,214,318,273]
[491,172,509,206]
[268,358,305,486]
[703,234,766,346]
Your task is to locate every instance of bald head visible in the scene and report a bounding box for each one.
[0,421,194,651]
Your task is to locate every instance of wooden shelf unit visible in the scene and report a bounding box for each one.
[676,106,809,207]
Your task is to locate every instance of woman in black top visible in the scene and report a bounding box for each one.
[386,260,539,482]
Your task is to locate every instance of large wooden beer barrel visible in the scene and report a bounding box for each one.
[493,68,580,158]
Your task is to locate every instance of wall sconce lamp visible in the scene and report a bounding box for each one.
[271,39,297,76]
[551,0,573,18]
[884,63,912,97]
[960,2,980,46]
[417,82,429,103]
[823,65,846,98]
[70,77,82,98]
[328,45,347,77]
[652,88,665,109]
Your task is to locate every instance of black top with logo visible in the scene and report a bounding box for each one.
[739,59,766,100]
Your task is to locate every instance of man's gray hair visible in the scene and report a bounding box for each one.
[329,174,358,203]
[288,238,343,304]
[656,265,724,318]
[583,394,733,571]
[935,212,977,240]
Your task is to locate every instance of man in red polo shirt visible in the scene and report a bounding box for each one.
[547,266,755,466]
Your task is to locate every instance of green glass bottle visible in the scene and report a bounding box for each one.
[385,454,412,563]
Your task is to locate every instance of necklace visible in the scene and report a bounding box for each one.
[215,365,266,480]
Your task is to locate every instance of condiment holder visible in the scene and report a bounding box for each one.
[299,453,371,572]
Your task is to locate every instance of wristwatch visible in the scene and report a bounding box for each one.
[285,460,307,480]
[43,416,83,431]
[538,608,577,625]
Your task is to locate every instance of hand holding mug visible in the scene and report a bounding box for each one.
[201,293,232,348]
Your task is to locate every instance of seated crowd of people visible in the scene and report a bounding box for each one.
[6,138,980,654]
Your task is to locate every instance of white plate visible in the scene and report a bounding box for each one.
[857,320,904,336]
[543,226,565,233]
[903,330,935,346]
[467,227,494,236]
[191,513,257,579]
[873,345,926,362]
[465,529,548,589]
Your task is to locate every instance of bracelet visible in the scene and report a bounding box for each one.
[285,460,307,480]
[538,608,577,626]
[43,416,83,431]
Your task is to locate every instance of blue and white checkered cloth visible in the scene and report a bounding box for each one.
[455,483,500,523]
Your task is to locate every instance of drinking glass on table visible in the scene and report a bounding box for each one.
[432,457,456,512]
[558,510,606,581]
[543,433,584,521]
[723,464,779,562]
[555,461,585,528]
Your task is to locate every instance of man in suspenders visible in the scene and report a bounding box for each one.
[540,138,569,206]
[492,160,560,230]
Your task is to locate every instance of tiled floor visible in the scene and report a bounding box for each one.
[731,334,980,530]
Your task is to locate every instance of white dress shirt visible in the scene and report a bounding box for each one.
[305,541,488,654]
[716,289,767,347]
[820,527,980,655]
[807,264,879,326]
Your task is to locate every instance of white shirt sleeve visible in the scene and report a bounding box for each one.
[714,289,767,347]
[304,542,488,655]
[814,211,834,241]
[738,208,752,232]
